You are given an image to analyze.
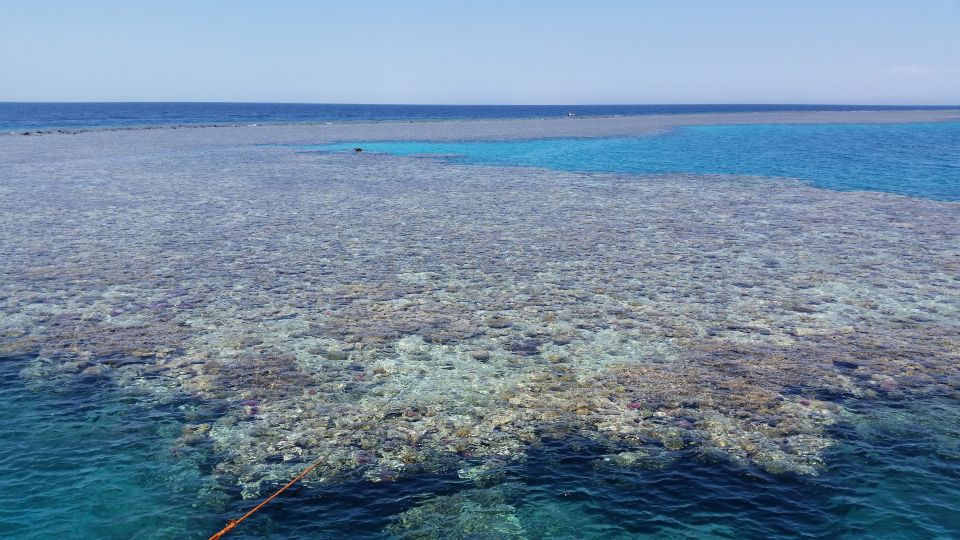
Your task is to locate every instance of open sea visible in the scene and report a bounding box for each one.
[1,102,959,132]
[1,104,959,539]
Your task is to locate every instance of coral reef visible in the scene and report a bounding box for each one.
[2,137,958,498]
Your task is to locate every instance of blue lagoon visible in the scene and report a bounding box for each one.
[308,121,960,201]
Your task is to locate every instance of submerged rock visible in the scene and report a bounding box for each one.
[385,485,526,539]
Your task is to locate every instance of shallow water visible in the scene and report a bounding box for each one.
[1,119,958,538]
[309,122,960,200]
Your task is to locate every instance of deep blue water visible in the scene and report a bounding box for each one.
[2,102,958,132]
[3,355,958,539]
[308,121,960,201]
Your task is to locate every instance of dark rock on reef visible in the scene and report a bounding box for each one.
[833,360,862,370]
[484,317,512,329]
[507,339,542,356]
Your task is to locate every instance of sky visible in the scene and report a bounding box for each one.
[1,0,958,104]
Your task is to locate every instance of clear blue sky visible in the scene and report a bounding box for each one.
[1,0,958,104]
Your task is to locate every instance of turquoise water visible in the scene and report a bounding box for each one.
[0,357,208,538]
[309,122,960,200]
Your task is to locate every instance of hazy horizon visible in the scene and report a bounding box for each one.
[2,101,960,106]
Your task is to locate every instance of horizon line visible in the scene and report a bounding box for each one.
[2,101,960,107]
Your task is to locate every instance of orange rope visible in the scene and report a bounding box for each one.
[209,457,326,540]
[208,373,421,539]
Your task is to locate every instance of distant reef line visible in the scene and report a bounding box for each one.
[5,109,960,142]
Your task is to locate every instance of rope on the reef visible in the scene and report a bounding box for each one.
[208,371,424,539]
